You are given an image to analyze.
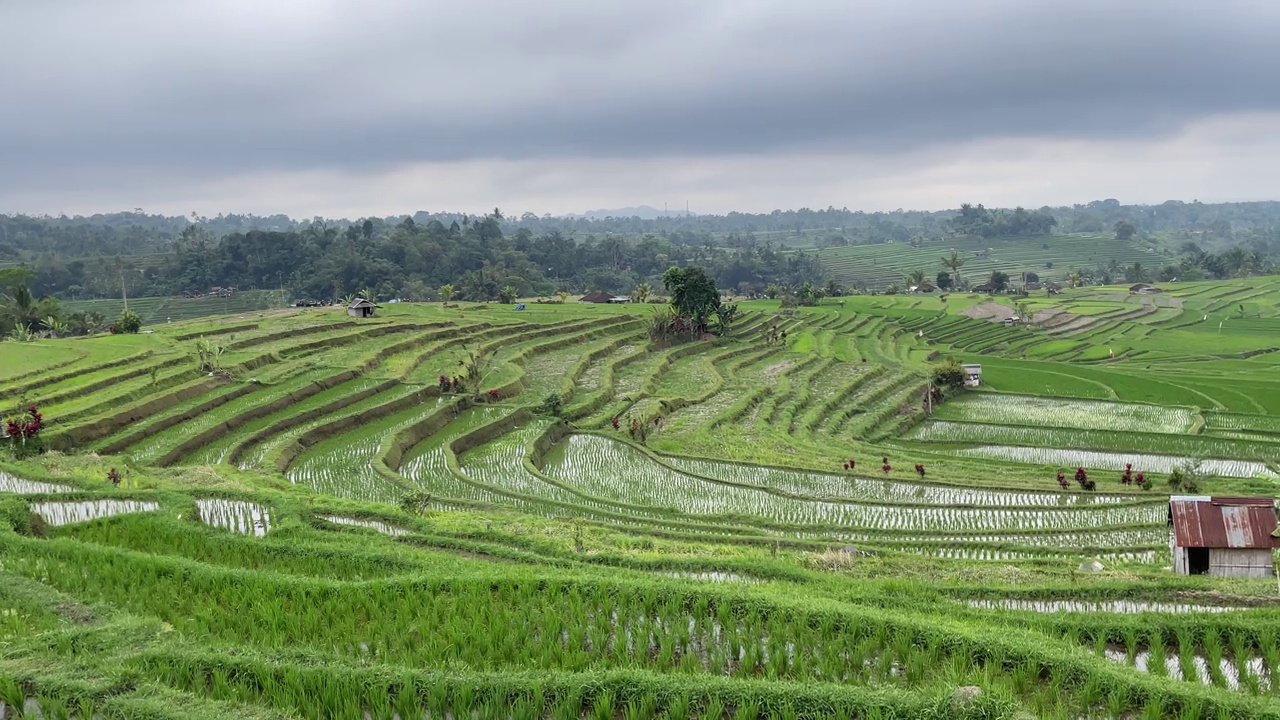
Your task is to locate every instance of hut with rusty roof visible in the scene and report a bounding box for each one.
[1168,496,1280,577]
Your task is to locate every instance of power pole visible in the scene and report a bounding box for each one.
[121,272,128,311]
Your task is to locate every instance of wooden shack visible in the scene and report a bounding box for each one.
[1168,496,1279,578]
[347,298,380,318]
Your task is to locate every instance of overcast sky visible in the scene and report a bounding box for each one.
[3,0,1279,218]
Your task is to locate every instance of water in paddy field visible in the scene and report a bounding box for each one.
[968,599,1241,614]
[197,498,271,536]
[0,472,72,494]
[321,515,408,536]
[1102,643,1273,691]
[656,571,758,583]
[30,500,159,526]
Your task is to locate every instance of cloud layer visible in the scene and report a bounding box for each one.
[3,0,1278,214]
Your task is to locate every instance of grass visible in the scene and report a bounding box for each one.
[4,285,1280,718]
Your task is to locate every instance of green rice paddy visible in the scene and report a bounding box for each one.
[4,281,1280,718]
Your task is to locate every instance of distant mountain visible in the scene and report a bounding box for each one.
[567,205,697,220]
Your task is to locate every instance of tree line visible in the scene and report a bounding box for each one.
[4,198,1280,303]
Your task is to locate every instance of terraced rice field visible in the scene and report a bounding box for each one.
[4,284,1280,719]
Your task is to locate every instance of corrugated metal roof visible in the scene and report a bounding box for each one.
[1170,497,1280,549]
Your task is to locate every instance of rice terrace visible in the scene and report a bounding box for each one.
[5,266,1280,720]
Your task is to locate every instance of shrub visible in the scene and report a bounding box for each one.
[5,404,44,459]
[931,358,966,394]
[536,393,563,417]
[115,309,142,334]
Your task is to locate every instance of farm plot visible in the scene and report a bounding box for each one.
[955,445,1276,478]
[122,369,335,463]
[543,435,1162,533]
[397,406,517,503]
[321,516,409,536]
[1206,412,1280,434]
[665,456,1142,507]
[233,383,424,470]
[186,376,391,465]
[933,394,1198,434]
[197,498,272,536]
[0,473,72,494]
[456,420,663,518]
[286,397,449,503]
[30,500,159,526]
[908,420,1279,461]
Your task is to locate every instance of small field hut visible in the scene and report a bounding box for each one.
[1168,496,1279,577]
[961,364,982,387]
[347,298,380,318]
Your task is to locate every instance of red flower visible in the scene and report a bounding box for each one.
[881,463,892,473]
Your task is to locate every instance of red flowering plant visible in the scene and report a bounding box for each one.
[5,405,45,458]
[1120,463,1134,485]
[914,463,926,478]
[881,457,891,474]
[1056,470,1069,489]
[610,415,621,430]
[486,388,501,402]
[438,375,451,393]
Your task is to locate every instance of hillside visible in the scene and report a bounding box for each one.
[811,233,1171,289]
[3,279,1280,718]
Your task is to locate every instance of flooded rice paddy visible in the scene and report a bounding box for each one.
[197,498,272,536]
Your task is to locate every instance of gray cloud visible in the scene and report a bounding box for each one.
[1,0,1278,208]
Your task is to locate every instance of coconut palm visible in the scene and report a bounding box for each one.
[906,269,927,288]
[438,284,455,303]
[941,250,967,282]
[630,282,652,304]
[2,284,41,332]
[1066,272,1084,289]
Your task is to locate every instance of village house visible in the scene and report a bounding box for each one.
[1129,283,1162,294]
[1168,496,1280,577]
[578,291,613,304]
[962,364,982,387]
[347,298,380,318]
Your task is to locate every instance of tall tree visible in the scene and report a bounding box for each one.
[941,251,967,285]
[662,266,720,332]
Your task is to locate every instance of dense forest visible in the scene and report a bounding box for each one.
[2,199,1280,305]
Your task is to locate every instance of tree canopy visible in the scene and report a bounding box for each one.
[663,266,721,331]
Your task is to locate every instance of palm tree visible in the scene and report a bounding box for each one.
[357,287,375,301]
[906,269,927,288]
[941,251,966,285]
[630,282,652,304]
[1125,263,1146,283]
[1066,272,1084,289]
[438,284,455,303]
[2,284,40,332]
